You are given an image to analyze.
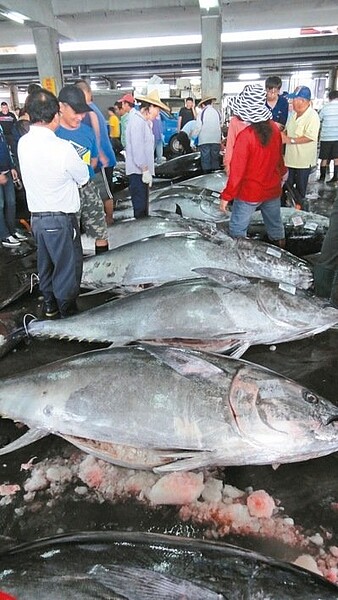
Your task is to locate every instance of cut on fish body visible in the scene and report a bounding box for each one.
[0,344,337,471]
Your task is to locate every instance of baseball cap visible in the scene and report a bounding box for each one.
[58,85,92,113]
[288,86,311,100]
[119,93,135,104]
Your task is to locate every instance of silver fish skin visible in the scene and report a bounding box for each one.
[0,345,337,471]
[81,232,313,291]
[179,170,227,192]
[113,185,228,223]
[26,274,338,354]
[2,531,337,600]
[81,214,214,255]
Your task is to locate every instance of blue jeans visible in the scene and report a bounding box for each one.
[229,197,285,240]
[129,173,149,218]
[0,174,16,239]
[199,143,220,172]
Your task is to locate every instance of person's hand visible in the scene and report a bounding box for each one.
[99,150,108,167]
[142,170,153,187]
[281,169,289,185]
[11,168,18,180]
[0,173,7,185]
[220,199,229,212]
[281,131,288,144]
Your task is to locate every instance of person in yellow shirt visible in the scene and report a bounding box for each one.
[108,105,123,155]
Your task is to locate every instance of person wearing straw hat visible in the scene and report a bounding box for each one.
[196,95,222,173]
[220,84,286,248]
[125,89,170,218]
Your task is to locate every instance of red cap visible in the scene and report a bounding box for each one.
[119,93,135,104]
[0,592,18,600]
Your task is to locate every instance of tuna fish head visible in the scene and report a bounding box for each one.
[229,362,338,464]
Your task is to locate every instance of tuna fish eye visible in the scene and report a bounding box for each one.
[303,391,318,404]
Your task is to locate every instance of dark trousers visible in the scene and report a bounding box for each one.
[286,167,311,206]
[199,143,220,172]
[129,173,149,218]
[314,198,338,303]
[177,131,193,154]
[31,213,83,307]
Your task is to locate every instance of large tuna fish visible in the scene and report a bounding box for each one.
[81,214,218,255]
[24,272,338,355]
[0,531,337,599]
[248,207,330,257]
[154,151,203,179]
[113,185,227,222]
[0,344,337,471]
[81,232,313,291]
[179,170,227,192]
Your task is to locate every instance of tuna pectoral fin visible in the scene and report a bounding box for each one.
[153,450,215,473]
[0,428,48,455]
[227,341,251,359]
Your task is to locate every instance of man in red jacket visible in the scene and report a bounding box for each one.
[220,85,286,248]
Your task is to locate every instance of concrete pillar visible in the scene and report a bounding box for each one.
[9,85,19,110]
[32,27,63,95]
[200,3,222,105]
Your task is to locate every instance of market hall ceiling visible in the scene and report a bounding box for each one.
[0,0,337,84]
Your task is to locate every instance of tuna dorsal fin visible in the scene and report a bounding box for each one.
[0,428,48,455]
[192,267,248,288]
[141,344,223,379]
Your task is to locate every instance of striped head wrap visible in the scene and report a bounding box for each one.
[228,85,272,123]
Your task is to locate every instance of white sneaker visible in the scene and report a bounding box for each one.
[13,230,27,240]
[2,235,21,247]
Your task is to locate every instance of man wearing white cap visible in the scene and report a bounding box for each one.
[281,86,320,209]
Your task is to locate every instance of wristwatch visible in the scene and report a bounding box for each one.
[290,138,296,144]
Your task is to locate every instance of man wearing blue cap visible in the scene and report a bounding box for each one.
[281,86,320,209]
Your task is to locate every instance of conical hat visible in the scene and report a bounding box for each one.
[134,89,170,112]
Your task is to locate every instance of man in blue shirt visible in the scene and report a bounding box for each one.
[57,85,109,254]
[74,79,116,225]
[265,76,289,131]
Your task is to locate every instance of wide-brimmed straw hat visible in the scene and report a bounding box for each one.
[198,95,216,107]
[134,89,170,112]
[228,85,272,123]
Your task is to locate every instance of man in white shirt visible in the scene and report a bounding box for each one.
[18,88,89,319]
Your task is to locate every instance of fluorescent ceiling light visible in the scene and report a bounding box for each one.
[199,0,219,9]
[238,73,260,80]
[62,35,201,53]
[0,10,29,24]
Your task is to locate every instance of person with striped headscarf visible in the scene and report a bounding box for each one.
[220,84,287,248]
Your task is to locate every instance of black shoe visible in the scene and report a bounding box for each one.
[42,302,60,319]
[327,177,338,185]
[59,300,78,318]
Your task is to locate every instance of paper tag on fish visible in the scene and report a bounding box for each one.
[291,215,304,227]
[303,221,318,231]
[259,379,286,399]
[278,282,296,295]
[266,247,282,258]
[211,191,220,198]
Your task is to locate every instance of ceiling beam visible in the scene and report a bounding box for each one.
[0,0,73,39]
